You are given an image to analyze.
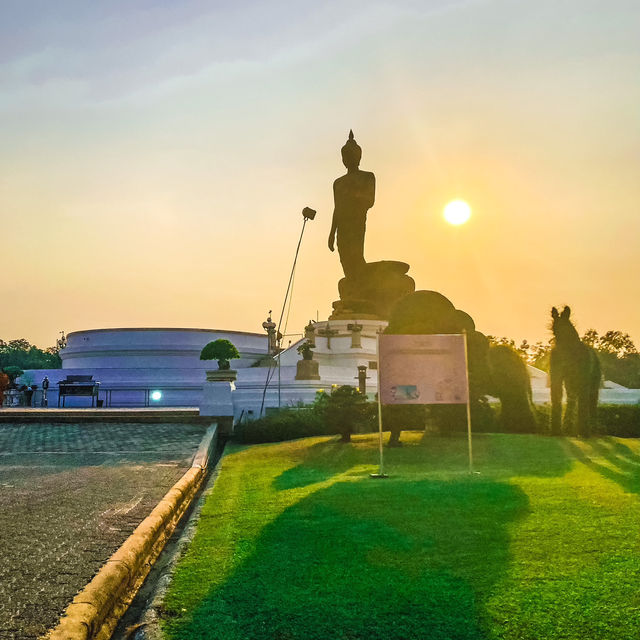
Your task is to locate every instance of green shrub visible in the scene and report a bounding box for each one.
[2,366,24,383]
[233,407,335,444]
[534,403,640,437]
[321,385,369,442]
[422,400,499,435]
[234,400,639,444]
[467,399,500,433]
[233,388,378,444]
[597,405,640,437]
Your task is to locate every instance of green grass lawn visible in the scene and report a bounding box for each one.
[161,433,640,640]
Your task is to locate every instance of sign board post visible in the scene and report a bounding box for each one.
[462,330,474,473]
[376,332,474,476]
[371,334,387,478]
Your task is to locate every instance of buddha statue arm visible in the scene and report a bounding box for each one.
[360,172,375,209]
[368,173,376,208]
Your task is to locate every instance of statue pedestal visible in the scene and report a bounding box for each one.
[295,358,321,380]
[201,370,237,432]
[331,260,415,320]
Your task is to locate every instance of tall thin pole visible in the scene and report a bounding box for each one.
[371,332,387,478]
[377,376,384,475]
[462,330,474,473]
[260,214,310,416]
[277,217,307,410]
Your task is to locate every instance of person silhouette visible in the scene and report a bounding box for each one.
[0,371,8,408]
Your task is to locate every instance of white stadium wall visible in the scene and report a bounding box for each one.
[23,328,270,410]
[61,328,267,370]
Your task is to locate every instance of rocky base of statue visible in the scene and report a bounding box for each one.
[330,261,415,320]
[295,359,321,380]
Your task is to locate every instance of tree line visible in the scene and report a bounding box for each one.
[0,338,62,372]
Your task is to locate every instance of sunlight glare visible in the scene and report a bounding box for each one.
[443,200,472,225]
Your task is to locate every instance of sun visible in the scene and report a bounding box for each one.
[443,200,472,225]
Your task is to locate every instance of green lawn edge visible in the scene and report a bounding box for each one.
[160,433,640,640]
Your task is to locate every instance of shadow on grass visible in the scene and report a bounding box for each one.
[477,433,575,478]
[165,434,579,640]
[273,439,366,490]
[275,433,573,491]
[565,438,640,495]
[167,482,529,639]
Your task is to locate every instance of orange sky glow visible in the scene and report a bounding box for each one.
[2,1,639,349]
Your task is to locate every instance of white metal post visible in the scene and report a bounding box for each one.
[462,330,474,473]
[371,332,388,478]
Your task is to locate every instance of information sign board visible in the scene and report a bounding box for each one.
[378,334,468,405]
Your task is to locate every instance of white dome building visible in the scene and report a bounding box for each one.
[28,327,269,409]
[61,328,267,370]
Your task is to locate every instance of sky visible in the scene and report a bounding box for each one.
[2,0,639,348]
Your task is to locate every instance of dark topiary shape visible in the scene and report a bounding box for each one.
[384,290,536,441]
[454,309,476,333]
[487,345,537,433]
[322,385,368,443]
[549,306,601,437]
[386,290,458,335]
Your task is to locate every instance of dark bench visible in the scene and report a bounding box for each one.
[58,376,101,407]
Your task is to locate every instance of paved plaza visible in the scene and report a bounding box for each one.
[0,422,206,640]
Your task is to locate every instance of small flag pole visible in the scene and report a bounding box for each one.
[371,331,388,479]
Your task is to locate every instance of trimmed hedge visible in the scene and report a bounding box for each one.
[233,407,338,444]
[534,403,640,438]
[597,405,640,437]
[233,401,640,444]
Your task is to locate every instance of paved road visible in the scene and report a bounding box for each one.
[0,422,206,640]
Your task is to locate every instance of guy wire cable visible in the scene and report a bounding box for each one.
[259,211,314,416]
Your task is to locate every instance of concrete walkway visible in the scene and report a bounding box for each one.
[0,421,206,640]
[0,408,202,423]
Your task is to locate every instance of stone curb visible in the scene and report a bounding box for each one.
[42,423,218,640]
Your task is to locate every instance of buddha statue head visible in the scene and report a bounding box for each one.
[341,130,362,170]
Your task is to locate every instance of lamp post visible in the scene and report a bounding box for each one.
[260,207,316,416]
[277,207,316,408]
[355,365,369,396]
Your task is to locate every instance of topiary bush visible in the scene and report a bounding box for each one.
[487,345,537,433]
[384,290,536,443]
[200,339,240,370]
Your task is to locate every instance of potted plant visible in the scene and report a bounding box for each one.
[295,340,321,381]
[296,340,315,361]
[200,339,240,370]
